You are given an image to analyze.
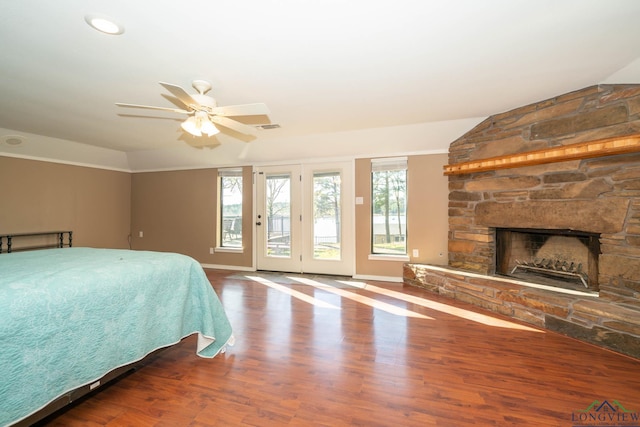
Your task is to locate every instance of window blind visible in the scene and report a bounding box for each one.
[371,157,407,172]
[218,167,243,177]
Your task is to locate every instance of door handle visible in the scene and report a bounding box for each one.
[256,222,262,226]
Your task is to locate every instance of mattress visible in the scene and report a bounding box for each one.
[0,247,233,426]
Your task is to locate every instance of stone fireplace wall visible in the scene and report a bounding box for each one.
[448,84,640,304]
[404,84,640,359]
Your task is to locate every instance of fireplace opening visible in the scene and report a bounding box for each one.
[495,228,600,293]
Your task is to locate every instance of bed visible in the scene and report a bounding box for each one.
[0,247,234,427]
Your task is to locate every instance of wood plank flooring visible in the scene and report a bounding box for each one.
[41,269,640,426]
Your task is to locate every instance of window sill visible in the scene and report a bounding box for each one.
[215,246,244,254]
[368,254,410,262]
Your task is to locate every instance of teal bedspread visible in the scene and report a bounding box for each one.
[0,248,233,426]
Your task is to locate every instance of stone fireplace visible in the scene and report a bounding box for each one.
[404,84,640,359]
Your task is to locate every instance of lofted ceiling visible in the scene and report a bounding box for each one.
[1,0,639,171]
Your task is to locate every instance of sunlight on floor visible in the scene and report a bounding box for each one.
[335,280,542,332]
[288,276,433,319]
[243,272,542,332]
[245,275,341,309]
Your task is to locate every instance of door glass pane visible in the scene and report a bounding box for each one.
[266,174,291,257]
[313,171,341,260]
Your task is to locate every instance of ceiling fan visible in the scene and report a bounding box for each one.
[116,80,270,138]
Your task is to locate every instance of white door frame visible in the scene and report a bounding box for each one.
[254,161,353,276]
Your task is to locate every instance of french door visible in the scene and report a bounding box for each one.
[255,162,353,276]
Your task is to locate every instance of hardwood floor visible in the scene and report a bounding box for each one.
[42,269,640,426]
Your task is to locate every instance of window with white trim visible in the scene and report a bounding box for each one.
[219,168,243,248]
[371,157,407,255]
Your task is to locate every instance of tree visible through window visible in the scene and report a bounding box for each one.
[265,174,291,256]
[313,171,341,260]
[371,158,407,255]
[220,168,243,248]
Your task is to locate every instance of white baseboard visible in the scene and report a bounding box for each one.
[199,266,403,283]
[200,263,256,272]
[352,274,403,283]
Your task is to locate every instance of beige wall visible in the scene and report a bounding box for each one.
[2,153,448,278]
[354,153,449,278]
[0,156,131,248]
[130,166,253,267]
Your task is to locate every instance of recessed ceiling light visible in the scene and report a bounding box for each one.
[85,14,124,35]
[2,135,26,146]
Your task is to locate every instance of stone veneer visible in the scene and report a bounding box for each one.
[404,85,640,359]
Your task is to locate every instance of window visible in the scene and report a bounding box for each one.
[371,157,407,255]
[219,168,243,248]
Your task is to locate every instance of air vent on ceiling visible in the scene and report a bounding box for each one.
[257,124,281,130]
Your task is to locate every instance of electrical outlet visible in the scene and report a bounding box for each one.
[209,247,214,254]
[412,249,419,257]
[139,231,143,238]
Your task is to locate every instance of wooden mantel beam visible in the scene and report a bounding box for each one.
[443,134,640,176]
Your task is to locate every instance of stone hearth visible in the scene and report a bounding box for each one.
[404,264,640,359]
[404,84,640,359]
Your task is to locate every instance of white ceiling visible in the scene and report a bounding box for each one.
[1,0,639,171]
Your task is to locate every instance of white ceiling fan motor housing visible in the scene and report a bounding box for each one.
[191,93,217,110]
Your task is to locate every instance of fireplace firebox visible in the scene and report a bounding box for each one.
[495,228,600,293]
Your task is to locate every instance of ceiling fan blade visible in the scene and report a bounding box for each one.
[159,82,199,108]
[212,103,270,117]
[211,116,258,136]
[115,103,189,114]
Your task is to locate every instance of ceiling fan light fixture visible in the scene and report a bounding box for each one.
[200,118,219,137]
[181,112,219,137]
[181,116,202,137]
